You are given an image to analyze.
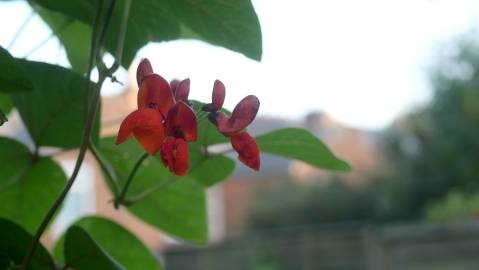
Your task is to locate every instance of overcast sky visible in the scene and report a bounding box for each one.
[2,0,479,130]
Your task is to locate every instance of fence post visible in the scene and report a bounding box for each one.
[362,226,385,270]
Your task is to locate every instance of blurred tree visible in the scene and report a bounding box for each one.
[377,39,479,221]
[247,178,376,229]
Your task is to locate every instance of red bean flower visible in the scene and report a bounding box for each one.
[203,80,261,171]
[116,59,197,175]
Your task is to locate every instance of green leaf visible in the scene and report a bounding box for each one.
[174,0,262,60]
[255,128,352,171]
[64,226,126,270]
[30,0,94,23]
[0,218,54,270]
[0,137,66,233]
[33,0,262,67]
[33,0,180,67]
[0,94,13,115]
[0,46,34,93]
[12,60,99,148]
[190,153,235,187]
[0,137,31,187]
[99,137,208,243]
[55,216,163,270]
[35,5,91,73]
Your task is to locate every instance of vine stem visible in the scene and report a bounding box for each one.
[114,152,149,209]
[21,74,107,270]
[20,0,125,268]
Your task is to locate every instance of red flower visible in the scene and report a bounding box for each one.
[136,58,153,86]
[161,101,197,175]
[215,95,260,136]
[116,65,173,155]
[165,101,197,142]
[231,132,260,171]
[203,80,261,171]
[160,137,189,176]
[116,59,197,175]
[116,108,165,155]
[203,80,225,112]
[137,74,175,117]
[117,60,260,175]
[174,79,190,102]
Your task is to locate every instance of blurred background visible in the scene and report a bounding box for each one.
[3,0,479,269]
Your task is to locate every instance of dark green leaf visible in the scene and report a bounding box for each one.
[0,137,31,187]
[0,46,34,93]
[55,216,163,270]
[255,128,352,171]
[190,153,235,186]
[64,226,126,270]
[33,0,262,67]
[174,0,262,60]
[33,0,180,67]
[99,137,208,243]
[0,137,66,232]
[0,218,54,270]
[35,5,91,73]
[0,94,13,115]
[31,0,94,23]
[12,60,99,148]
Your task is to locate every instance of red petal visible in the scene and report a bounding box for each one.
[165,101,197,142]
[115,109,165,155]
[170,79,180,95]
[174,139,189,175]
[160,137,175,170]
[136,58,153,86]
[217,95,260,136]
[137,74,175,117]
[230,132,260,170]
[175,78,190,102]
[212,80,225,110]
[160,137,189,176]
[203,79,226,112]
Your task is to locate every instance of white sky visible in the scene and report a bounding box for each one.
[2,0,479,130]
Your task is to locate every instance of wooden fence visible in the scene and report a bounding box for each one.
[164,221,479,270]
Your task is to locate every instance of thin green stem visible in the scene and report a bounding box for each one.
[89,142,119,195]
[7,10,35,50]
[114,152,149,209]
[112,0,131,67]
[123,178,176,206]
[20,0,120,268]
[21,73,107,270]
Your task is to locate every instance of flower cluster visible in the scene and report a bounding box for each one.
[116,59,260,175]
[202,80,261,170]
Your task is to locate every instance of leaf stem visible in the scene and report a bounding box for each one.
[123,178,176,206]
[88,142,119,195]
[114,152,149,209]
